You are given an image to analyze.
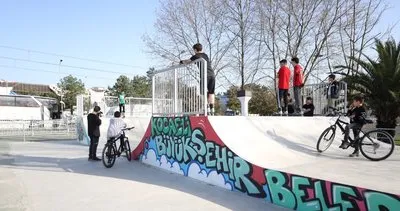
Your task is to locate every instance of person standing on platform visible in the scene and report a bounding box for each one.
[119,92,126,117]
[277,59,291,114]
[291,57,304,114]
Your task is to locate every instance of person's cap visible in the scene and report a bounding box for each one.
[93,106,101,112]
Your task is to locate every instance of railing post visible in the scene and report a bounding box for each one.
[203,59,208,116]
[152,75,155,115]
[23,122,26,142]
[174,68,178,114]
[344,82,348,113]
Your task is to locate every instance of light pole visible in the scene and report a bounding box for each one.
[58,59,64,111]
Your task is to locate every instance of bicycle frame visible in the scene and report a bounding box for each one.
[107,131,128,155]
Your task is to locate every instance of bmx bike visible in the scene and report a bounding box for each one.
[102,127,134,168]
[316,108,394,161]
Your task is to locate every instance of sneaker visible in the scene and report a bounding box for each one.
[339,141,350,149]
[92,157,101,161]
[349,151,359,157]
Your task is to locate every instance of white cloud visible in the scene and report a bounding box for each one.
[142,149,183,175]
[159,155,184,175]
[187,163,232,190]
[142,149,158,167]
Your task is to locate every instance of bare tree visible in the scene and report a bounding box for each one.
[337,0,389,76]
[143,0,233,81]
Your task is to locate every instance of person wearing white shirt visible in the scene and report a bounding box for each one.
[107,111,127,150]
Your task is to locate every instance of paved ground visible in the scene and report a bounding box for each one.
[0,140,288,211]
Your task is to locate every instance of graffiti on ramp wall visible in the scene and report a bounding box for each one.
[132,116,400,211]
[76,116,90,146]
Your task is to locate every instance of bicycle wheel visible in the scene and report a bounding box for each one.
[317,126,336,152]
[359,130,394,161]
[102,144,117,168]
[124,139,132,161]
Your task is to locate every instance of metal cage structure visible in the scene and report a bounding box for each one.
[150,59,208,116]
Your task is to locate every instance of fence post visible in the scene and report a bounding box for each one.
[23,122,26,142]
[152,75,155,115]
[174,68,178,114]
[344,82,348,113]
[203,60,208,116]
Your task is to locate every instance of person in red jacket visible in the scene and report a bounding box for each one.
[277,59,291,113]
[291,57,303,114]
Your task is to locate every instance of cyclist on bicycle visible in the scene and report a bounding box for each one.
[339,96,367,157]
[107,111,127,151]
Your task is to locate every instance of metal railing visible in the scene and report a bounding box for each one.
[0,119,76,141]
[150,59,208,116]
[301,81,347,115]
[103,97,152,117]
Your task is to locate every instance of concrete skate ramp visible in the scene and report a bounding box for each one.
[132,116,400,211]
[209,116,400,193]
[76,116,150,148]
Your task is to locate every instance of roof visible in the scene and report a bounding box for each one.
[0,81,54,94]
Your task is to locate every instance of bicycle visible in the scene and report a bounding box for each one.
[316,108,395,161]
[102,127,134,168]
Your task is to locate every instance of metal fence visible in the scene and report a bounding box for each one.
[151,59,208,116]
[301,81,347,115]
[0,119,76,141]
[103,97,152,117]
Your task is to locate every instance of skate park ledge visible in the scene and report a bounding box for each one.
[131,116,400,211]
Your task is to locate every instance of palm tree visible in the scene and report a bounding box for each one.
[337,39,400,136]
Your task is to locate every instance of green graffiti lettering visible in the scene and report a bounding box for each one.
[191,129,206,163]
[162,117,170,134]
[155,135,166,155]
[365,192,400,211]
[175,118,182,136]
[233,156,261,196]
[332,185,357,210]
[205,142,216,168]
[314,181,340,211]
[182,116,191,137]
[265,170,296,209]
[165,136,172,158]
[174,137,183,162]
[215,145,229,172]
[228,151,234,180]
[152,118,162,136]
[168,118,177,136]
[292,176,320,210]
[183,137,196,163]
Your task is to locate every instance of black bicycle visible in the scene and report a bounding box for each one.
[316,108,394,161]
[102,127,134,168]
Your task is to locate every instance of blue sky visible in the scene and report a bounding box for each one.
[0,0,399,88]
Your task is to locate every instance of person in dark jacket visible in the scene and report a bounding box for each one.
[87,106,102,161]
[326,74,339,115]
[339,96,367,157]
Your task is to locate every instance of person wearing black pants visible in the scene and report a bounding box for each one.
[87,106,102,161]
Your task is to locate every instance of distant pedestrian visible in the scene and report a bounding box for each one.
[119,92,126,116]
[326,74,339,115]
[277,59,291,114]
[291,57,304,114]
[302,97,315,117]
[87,106,102,161]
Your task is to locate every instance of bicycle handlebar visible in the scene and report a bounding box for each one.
[122,127,135,131]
